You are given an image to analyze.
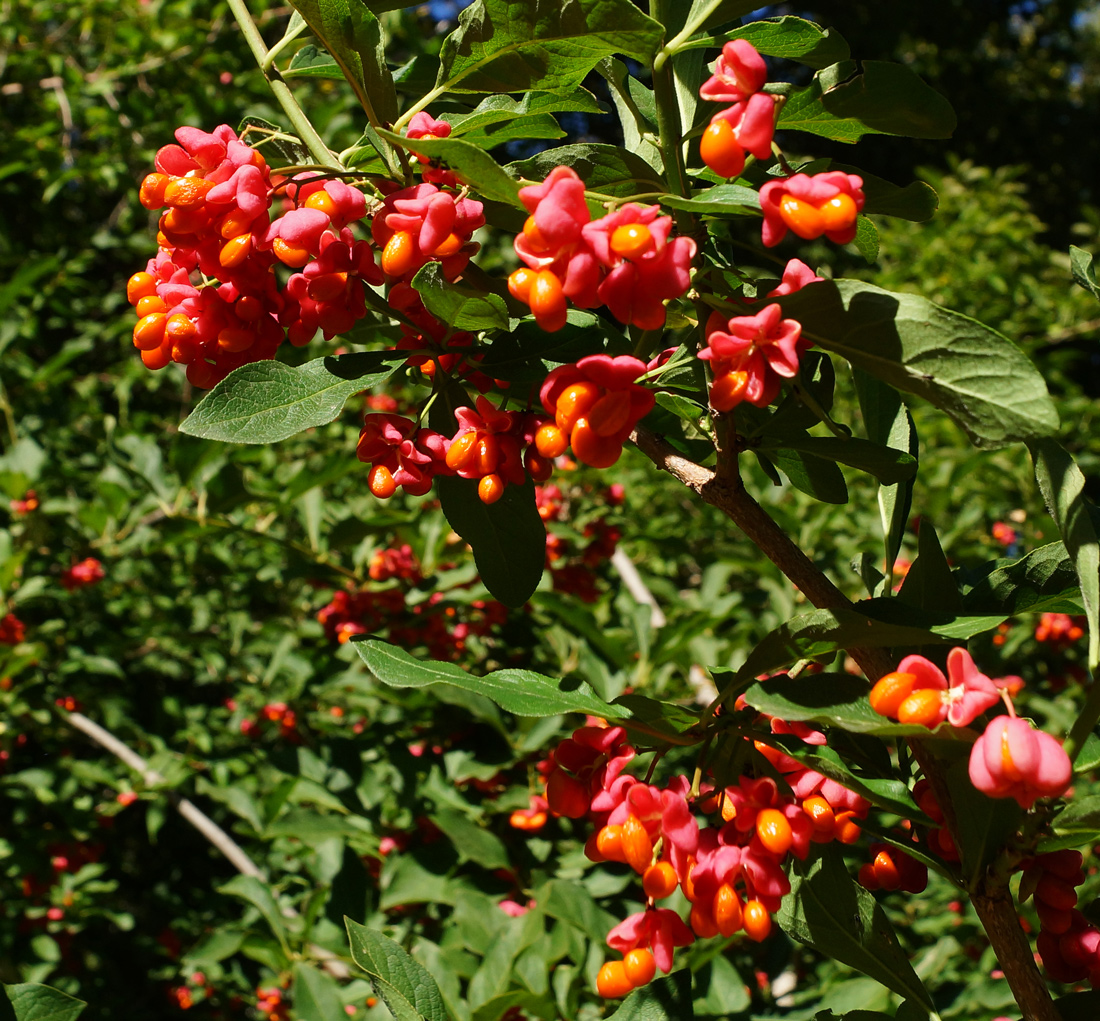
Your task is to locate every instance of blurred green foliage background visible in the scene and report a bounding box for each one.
[0,2,1098,1020]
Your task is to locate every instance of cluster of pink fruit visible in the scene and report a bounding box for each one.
[531,704,878,997]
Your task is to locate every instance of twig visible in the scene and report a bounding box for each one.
[611,548,666,628]
[630,425,893,681]
[65,711,263,878]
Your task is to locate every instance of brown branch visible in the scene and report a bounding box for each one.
[631,424,1060,1021]
[66,711,264,878]
[63,710,351,978]
[630,425,893,681]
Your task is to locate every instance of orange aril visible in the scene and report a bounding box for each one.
[609,223,654,261]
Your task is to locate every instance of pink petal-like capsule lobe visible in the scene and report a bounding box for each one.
[983,715,1039,783]
[1032,730,1072,797]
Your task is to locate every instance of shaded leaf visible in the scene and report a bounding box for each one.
[218,876,290,953]
[743,673,933,738]
[346,921,448,1021]
[378,129,522,207]
[180,353,398,444]
[776,280,1058,448]
[853,369,917,589]
[353,638,625,718]
[1029,439,1100,670]
[292,961,346,1021]
[762,435,917,485]
[2,985,86,1021]
[606,971,694,1021]
[820,61,955,139]
[897,519,962,614]
[540,880,617,942]
[510,145,664,204]
[411,263,508,331]
[779,846,934,1010]
[435,475,546,608]
[769,447,849,504]
[431,809,510,870]
[436,0,664,95]
[948,756,1022,887]
[963,542,1083,616]
[286,0,398,125]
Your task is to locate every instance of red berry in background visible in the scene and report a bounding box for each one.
[545,768,589,818]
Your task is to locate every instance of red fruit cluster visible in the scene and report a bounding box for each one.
[129,124,384,387]
[1023,850,1100,986]
[538,706,874,995]
[537,355,655,469]
[256,986,290,1021]
[1035,612,1085,648]
[61,557,104,591]
[857,843,928,894]
[315,583,507,661]
[0,613,26,645]
[698,40,777,179]
[760,172,865,247]
[371,182,484,282]
[508,168,695,332]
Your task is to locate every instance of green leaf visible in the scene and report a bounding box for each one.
[540,880,617,942]
[853,215,879,263]
[776,280,1058,448]
[1029,439,1100,671]
[598,59,662,174]
[378,129,523,208]
[674,0,760,37]
[480,309,630,382]
[410,263,509,331]
[658,184,761,215]
[510,144,664,204]
[455,113,565,147]
[1038,796,1100,854]
[762,435,917,485]
[779,846,934,1011]
[346,921,448,1021]
[897,519,962,614]
[685,17,849,70]
[613,693,702,738]
[283,43,344,79]
[180,353,398,444]
[436,0,664,95]
[286,0,398,125]
[853,370,917,589]
[353,638,625,718]
[606,971,694,1021]
[743,673,933,738]
[448,92,604,135]
[431,809,510,869]
[844,169,938,222]
[822,61,955,138]
[1070,245,1100,303]
[779,60,955,143]
[732,606,952,690]
[768,447,849,504]
[434,475,546,608]
[948,756,1022,887]
[2,985,86,1021]
[218,875,290,953]
[292,961,347,1021]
